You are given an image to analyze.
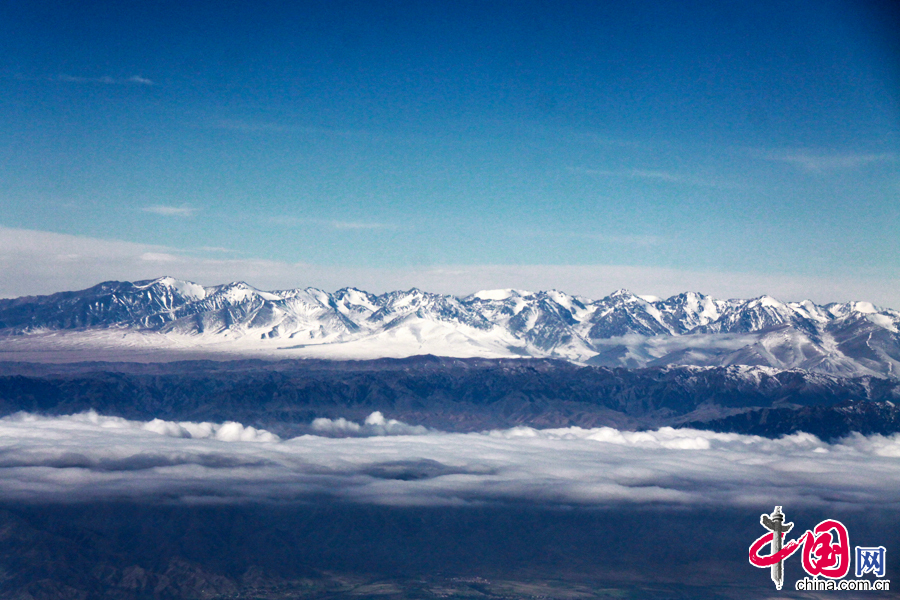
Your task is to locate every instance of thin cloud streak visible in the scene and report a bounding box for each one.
[53,74,154,85]
[267,216,395,231]
[139,252,181,263]
[142,205,197,218]
[331,221,393,230]
[200,118,357,137]
[759,150,897,172]
[196,246,237,254]
[518,228,664,247]
[570,167,733,189]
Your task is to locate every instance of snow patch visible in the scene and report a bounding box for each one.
[867,313,898,333]
[852,301,877,314]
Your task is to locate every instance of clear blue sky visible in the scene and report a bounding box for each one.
[0,1,898,303]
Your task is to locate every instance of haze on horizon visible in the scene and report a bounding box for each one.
[1,1,898,306]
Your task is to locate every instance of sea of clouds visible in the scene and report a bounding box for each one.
[1,410,899,509]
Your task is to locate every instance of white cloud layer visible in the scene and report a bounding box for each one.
[2,411,900,509]
[1,226,897,308]
[311,411,431,436]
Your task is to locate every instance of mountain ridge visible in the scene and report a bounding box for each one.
[1,276,898,377]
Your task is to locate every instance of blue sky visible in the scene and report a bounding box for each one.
[1,1,898,304]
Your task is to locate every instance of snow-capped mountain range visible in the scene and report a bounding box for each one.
[1,277,898,377]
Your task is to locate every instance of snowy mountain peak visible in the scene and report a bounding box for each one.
[139,276,208,301]
[750,294,785,308]
[333,287,380,312]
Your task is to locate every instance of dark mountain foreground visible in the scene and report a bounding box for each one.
[3,502,898,600]
[1,356,899,439]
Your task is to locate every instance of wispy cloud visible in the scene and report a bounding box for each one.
[53,74,154,86]
[201,118,356,137]
[331,220,393,230]
[759,150,897,172]
[139,252,181,263]
[142,205,197,218]
[267,216,395,231]
[518,227,664,247]
[206,119,293,133]
[197,246,236,254]
[572,132,654,150]
[579,232,662,246]
[127,75,153,85]
[570,167,731,188]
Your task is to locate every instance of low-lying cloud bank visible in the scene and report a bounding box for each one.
[1,411,899,509]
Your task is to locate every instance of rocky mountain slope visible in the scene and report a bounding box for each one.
[1,277,898,377]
